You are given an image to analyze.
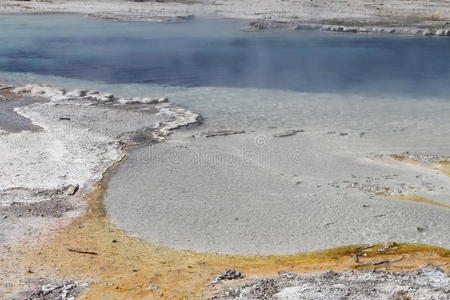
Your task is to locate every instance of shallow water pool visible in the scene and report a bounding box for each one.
[1,14,450,97]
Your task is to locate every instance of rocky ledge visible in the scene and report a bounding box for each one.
[244,20,450,37]
[212,265,450,300]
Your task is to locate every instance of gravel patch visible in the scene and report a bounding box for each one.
[212,265,450,300]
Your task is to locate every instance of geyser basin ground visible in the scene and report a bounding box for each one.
[1,15,449,256]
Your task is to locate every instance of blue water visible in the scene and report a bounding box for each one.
[1,15,450,97]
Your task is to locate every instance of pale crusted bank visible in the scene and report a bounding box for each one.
[0,83,198,258]
[1,0,450,35]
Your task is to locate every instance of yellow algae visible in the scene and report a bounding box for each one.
[435,161,450,177]
[387,194,450,209]
[6,203,449,300]
[387,155,450,208]
[391,155,450,178]
[1,148,449,299]
[390,155,424,167]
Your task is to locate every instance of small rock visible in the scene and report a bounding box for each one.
[65,184,79,196]
[417,227,426,233]
[95,93,115,102]
[41,284,58,294]
[244,21,269,31]
[176,14,195,22]
[147,285,159,291]
[209,269,245,286]
[26,281,81,300]
[294,24,321,31]
[158,97,169,103]
[422,29,433,36]
[378,242,398,252]
[388,290,410,300]
[66,89,88,97]
[201,129,246,138]
[435,29,446,36]
[141,97,160,104]
[343,27,358,33]
[274,129,304,138]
